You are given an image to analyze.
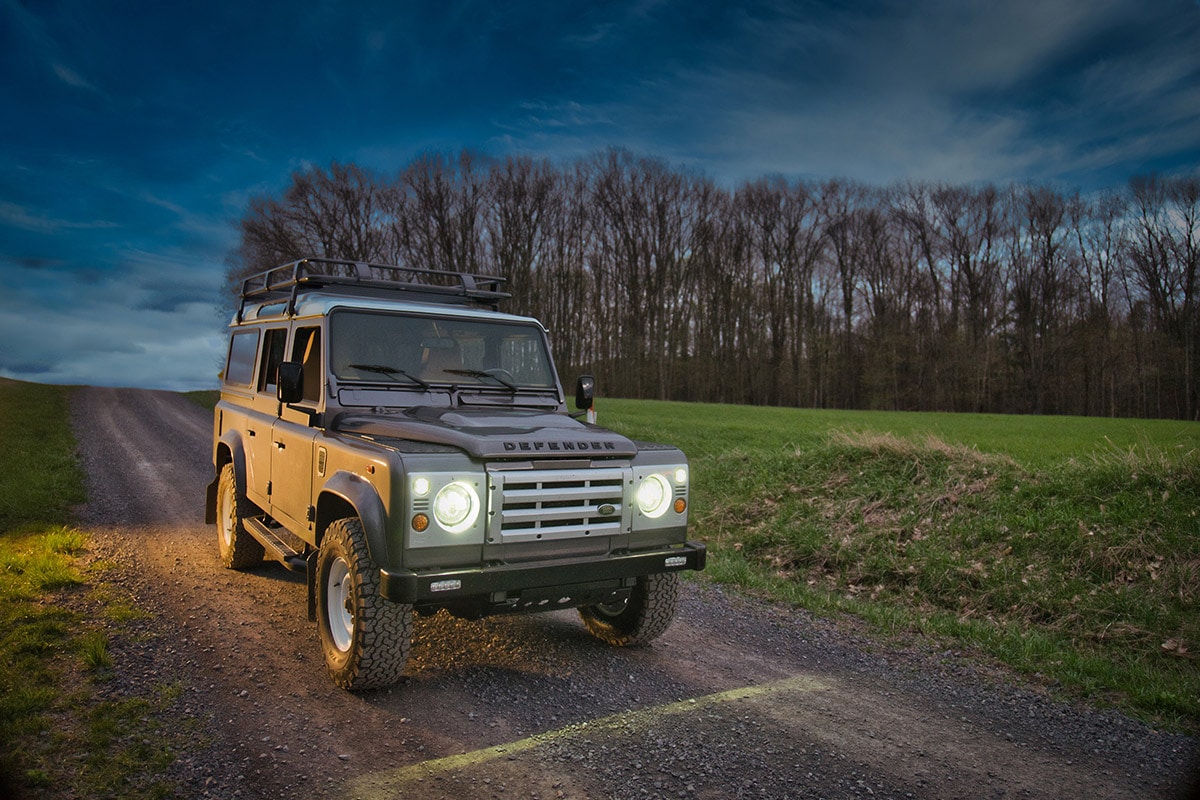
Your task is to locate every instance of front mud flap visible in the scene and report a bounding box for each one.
[307,550,319,622]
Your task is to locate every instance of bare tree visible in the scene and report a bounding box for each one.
[227,162,391,296]
[736,177,825,405]
[483,155,558,314]
[390,150,489,275]
[1008,185,1077,414]
[820,180,879,408]
[1069,190,1127,415]
[1126,175,1200,419]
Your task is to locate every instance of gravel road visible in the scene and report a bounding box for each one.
[69,386,1199,800]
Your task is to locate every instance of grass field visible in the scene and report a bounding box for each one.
[600,399,1200,730]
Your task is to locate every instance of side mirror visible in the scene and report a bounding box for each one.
[277,362,304,405]
[575,374,595,411]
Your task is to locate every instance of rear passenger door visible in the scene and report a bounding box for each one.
[244,327,287,510]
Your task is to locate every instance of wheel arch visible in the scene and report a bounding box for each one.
[205,431,247,525]
[316,471,390,568]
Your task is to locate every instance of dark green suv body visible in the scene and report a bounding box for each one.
[205,258,705,689]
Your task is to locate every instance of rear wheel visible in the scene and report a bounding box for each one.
[316,517,412,690]
[215,463,264,570]
[579,572,680,646]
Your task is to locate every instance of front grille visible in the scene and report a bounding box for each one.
[486,467,629,543]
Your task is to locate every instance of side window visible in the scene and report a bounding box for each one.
[224,330,260,387]
[291,326,322,404]
[257,328,288,394]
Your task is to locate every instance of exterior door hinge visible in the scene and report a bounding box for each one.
[306,505,316,522]
[266,481,272,496]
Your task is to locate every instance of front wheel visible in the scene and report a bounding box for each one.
[316,517,412,690]
[579,572,680,646]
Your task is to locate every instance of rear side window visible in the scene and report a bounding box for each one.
[224,330,260,387]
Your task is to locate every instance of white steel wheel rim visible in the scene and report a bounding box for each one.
[326,557,354,653]
[219,486,235,548]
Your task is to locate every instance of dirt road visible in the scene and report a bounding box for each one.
[70,386,1198,799]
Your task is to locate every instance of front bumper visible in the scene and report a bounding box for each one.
[379,541,706,606]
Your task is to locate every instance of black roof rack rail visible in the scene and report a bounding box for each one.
[236,257,510,321]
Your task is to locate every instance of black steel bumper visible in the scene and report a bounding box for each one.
[379,541,706,605]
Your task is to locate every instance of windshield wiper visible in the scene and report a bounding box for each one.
[443,368,518,392]
[346,363,430,389]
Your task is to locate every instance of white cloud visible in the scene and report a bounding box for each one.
[0,251,229,391]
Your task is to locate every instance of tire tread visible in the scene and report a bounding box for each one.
[319,517,412,690]
[580,572,680,646]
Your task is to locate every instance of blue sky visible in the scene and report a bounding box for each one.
[2,0,1198,391]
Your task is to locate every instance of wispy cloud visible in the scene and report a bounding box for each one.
[51,61,98,92]
[496,0,1200,187]
[0,202,118,233]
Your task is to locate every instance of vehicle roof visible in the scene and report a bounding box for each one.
[233,291,548,331]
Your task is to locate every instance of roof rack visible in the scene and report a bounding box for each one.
[237,257,510,321]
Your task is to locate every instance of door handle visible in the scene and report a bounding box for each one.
[274,441,286,450]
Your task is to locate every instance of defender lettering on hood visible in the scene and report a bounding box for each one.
[502,439,618,452]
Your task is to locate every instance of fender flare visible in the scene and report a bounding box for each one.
[317,471,390,568]
[205,430,248,524]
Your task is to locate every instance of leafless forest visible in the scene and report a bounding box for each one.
[227,150,1199,420]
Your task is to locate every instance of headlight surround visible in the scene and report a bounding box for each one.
[407,472,486,546]
[636,473,673,519]
[433,480,480,534]
[631,463,689,532]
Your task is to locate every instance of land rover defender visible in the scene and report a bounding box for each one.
[205,258,705,689]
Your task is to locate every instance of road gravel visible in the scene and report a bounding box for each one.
[69,386,1199,799]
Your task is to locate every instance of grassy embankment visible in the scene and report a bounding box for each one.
[601,399,1200,732]
[0,378,182,799]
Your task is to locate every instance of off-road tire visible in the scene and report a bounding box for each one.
[579,572,680,646]
[216,463,265,570]
[316,517,412,690]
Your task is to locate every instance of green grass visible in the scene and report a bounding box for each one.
[183,389,219,411]
[0,378,87,532]
[601,399,1200,731]
[0,378,182,799]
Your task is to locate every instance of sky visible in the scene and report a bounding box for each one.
[1,0,1198,392]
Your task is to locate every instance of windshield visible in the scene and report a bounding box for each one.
[330,310,557,390]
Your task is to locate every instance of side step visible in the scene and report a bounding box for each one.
[245,517,309,574]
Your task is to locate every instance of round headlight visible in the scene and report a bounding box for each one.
[636,474,672,519]
[433,481,480,533]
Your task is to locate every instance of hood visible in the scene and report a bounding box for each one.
[334,406,637,459]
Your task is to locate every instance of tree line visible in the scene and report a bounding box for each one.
[227,150,1200,420]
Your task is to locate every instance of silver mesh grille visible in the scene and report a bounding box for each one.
[486,467,630,543]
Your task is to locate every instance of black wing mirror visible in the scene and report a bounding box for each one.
[277,362,304,405]
[575,374,595,411]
